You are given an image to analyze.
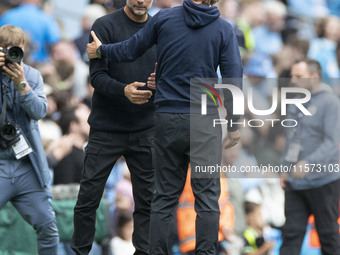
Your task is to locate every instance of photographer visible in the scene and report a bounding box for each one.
[0,25,59,255]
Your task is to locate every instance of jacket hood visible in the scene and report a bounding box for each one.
[183,0,220,28]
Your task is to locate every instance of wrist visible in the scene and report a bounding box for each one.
[15,80,27,90]
[96,45,102,59]
[15,80,30,95]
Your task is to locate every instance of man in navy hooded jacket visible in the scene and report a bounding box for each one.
[88,0,243,253]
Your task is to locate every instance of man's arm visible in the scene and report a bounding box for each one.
[219,30,243,132]
[219,29,243,148]
[18,66,47,120]
[0,55,47,120]
[89,20,153,104]
[304,96,340,165]
[88,14,158,62]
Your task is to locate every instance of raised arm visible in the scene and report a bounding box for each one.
[88,15,158,62]
[88,19,153,103]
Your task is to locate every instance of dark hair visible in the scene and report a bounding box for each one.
[245,201,260,215]
[58,106,79,135]
[294,58,322,79]
[202,0,219,6]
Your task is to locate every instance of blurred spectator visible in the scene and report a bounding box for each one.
[50,0,89,40]
[242,202,275,255]
[253,0,287,55]
[255,122,285,168]
[308,16,340,79]
[237,0,265,51]
[110,211,135,255]
[38,84,62,149]
[0,0,61,63]
[0,0,21,16]
[148,0,174,16]
[74,4,106,61]
[273,39,309,75]
[46,104,90,184]
[287,0,329,19]
[90,0,118,12]
[327,0,340,17]
[243,54,278,136]
[217,0,246,50]
[115,166,134,212]
[51,40,89,99]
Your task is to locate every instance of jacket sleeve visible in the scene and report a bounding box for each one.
[18,67,47,120]
[304,95,340,165]
[100,14,158,64]
[219,30,243,131]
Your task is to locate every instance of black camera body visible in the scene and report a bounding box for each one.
[0,122,19,149]
[0,46,24,66]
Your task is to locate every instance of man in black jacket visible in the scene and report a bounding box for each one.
[70,0,157,254]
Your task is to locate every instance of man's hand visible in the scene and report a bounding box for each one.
[291,160,308,179]
[124,82,152,104]
[147,62,157,90]
[87,31,102,59]
[224,130,241,149]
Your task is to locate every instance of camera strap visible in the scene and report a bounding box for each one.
[0,82,9,129]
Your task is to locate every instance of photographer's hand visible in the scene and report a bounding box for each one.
[2,62,30,95]
[0,47,5,67]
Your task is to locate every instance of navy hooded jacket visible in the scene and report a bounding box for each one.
[100,0,243,130]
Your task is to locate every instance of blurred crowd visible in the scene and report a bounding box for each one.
[1,0,340,254]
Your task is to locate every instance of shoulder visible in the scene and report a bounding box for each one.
[217,18,234,33]
[156,6,182,18]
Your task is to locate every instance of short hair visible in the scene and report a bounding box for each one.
[294,58,322,78]
[0,25,25,47]
[202,0,219,6]
[245,201,260,215]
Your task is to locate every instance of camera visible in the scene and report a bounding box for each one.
[0,46,24,65]
[0,122,19,149]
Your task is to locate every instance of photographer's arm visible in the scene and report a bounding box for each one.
[2,61,47,120]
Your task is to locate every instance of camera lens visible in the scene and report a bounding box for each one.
[6,46,24,63]
[1,123,17,140]
[9,51,19,59]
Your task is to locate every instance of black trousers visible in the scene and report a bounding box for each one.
[280,179,340,255]
[149,113,221,255]
[71,127,155,255]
